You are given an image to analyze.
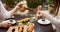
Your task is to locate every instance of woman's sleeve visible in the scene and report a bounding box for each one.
[0,1,11,19]
[43,12,60,27]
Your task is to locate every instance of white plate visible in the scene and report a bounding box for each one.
[37,19,51,25]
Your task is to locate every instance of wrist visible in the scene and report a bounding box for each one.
[15,6,19,10]
[0,23,3,27]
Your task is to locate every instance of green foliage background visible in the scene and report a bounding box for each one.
[2,0,22,8]
[1,0,54,8]
[27,0,42,8]
[46,0,54,4]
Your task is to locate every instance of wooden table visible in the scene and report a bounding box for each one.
[0,15,54,32]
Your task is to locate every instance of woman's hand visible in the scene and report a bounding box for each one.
[1,22,12,28]
[10,2,23,16]
[36,11,43,18]
[15,2,23,10]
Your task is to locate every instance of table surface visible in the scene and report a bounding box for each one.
[33,21,54,32]
[0,15,54,32]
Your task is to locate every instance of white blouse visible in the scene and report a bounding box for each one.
[43,8,60,28]
[0,1,11,19]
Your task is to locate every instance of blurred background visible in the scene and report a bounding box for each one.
[1,0,60,17]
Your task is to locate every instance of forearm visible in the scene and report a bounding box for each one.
[3,7,19,18]
[10,2,21,16]
[43,12,55,22]
[10,7,18,16]
[43,12,60,27]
